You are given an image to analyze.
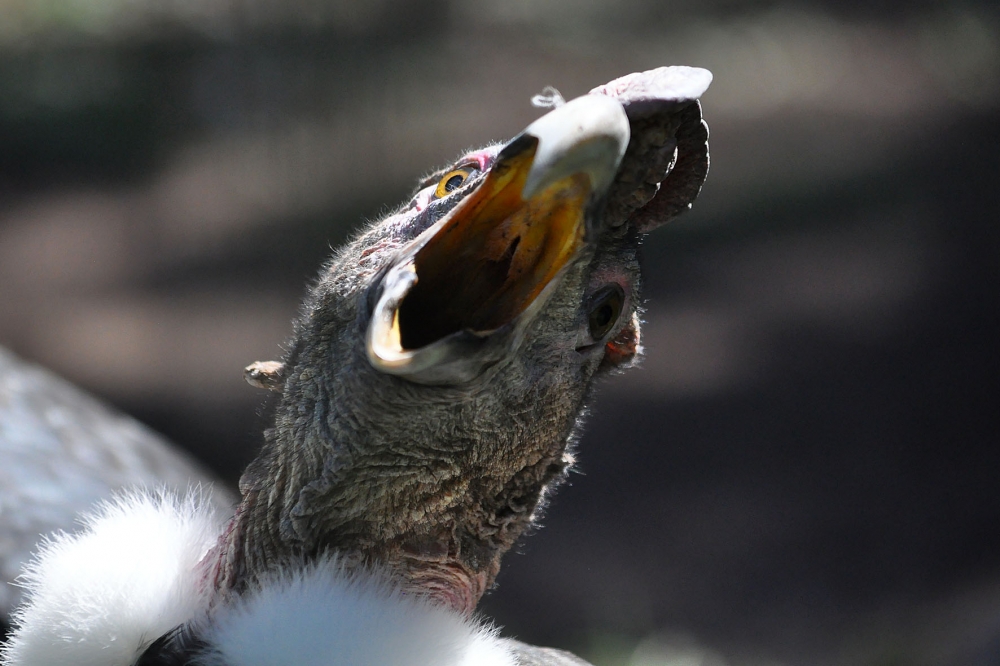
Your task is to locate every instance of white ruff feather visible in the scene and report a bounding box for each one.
[1,490,223,666]
[1,492,516,666]
[198,560,517,666]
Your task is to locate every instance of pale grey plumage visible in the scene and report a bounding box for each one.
[0,348,235,621]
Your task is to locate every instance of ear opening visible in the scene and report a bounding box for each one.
[244,361,286,392]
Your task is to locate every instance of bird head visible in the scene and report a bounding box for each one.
[216,67,712,615]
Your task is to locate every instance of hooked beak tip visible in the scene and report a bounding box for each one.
[517,94,630,200]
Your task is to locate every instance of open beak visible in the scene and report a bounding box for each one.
[368,94,630,385]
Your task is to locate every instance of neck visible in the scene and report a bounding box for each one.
[203,405,576,616]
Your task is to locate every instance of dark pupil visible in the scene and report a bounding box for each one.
[588,286,623,339]
[444,174,465,192]
[593,305,613,329]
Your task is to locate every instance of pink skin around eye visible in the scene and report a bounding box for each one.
[413,150,493,212]
[589,265,634,309]
[460,150,492,172]
[412,187,434,212]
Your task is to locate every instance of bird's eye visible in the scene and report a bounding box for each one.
[587,284,625,341]
[435,168,474,198]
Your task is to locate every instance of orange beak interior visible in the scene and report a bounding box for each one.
[397,142,591,351]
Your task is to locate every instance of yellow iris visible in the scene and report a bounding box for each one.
[435,168,474,199]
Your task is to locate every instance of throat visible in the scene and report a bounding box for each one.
[204,501,500,617]
[203,445,572,617]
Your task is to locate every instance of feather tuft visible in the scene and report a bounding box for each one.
[530,86,566,109]
[196,557,517,666]
[1,489,223,666]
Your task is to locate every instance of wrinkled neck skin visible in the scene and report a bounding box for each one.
[207,355,586,616]
[204,231,602,617]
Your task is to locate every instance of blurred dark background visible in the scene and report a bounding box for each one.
[1,1,998,664]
